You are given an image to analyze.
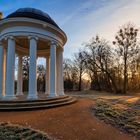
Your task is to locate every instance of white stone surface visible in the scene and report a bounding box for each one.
[45,56,50,95]
[2,48,6,96]
[57,49,65,96]
[28,37,38,100]
[49,42,57,97]
[0,43,4,98]
[0,18,66,46]
[4,37,16,100]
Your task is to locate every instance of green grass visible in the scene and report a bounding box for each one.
[0,122,55,140]
[93,98,140,138]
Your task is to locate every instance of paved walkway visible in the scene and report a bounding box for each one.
[0,98,136,140]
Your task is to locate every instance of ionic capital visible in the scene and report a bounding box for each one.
[28,36,38,41]
[5,35,15,41]
[50,40,58,46]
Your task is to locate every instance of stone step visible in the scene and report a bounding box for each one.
[0,97,77,111]
[0,96,73,107]
[0,95,69,103]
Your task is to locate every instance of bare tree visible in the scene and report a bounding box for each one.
[22,56,30,80]
[63,23,140,94]
[22,56,30,92]
[37,65,45,92]
[73,50,86,91]
[85,36,118,93]
[113,23,139,94]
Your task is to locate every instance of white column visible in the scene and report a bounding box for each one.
[57,49,65,96]
[56,50,59,95]
[45,56,50,95]
[4,36,16,100]
[28,36,38,99]
[49,41,57,97]
[2,48,7,96]
[0,42,4,98]
[16,55,23,95]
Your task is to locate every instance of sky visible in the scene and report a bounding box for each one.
[0,0,140,64]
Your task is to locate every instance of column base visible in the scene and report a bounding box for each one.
[48,93,57,98]
[58,91,65,96]
[2,95,16,100]
[16,92,23,96]
[27,93,38,100]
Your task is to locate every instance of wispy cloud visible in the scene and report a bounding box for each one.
[62,0,140,58]
[0,0,140,59]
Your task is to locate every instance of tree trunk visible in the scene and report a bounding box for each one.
[90,71,101,91]
[123,56,127,94]
[106,71,119,94]
[78,69,82,91]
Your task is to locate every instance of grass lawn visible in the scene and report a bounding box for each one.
[0,122,54,140]
[93,97,140,138]
[67,90,140,139]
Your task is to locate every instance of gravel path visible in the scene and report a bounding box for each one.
[0,98,137,140]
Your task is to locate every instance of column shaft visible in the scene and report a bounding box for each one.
[2,48,6,96]
[49,42,57,97]
[0,43,4,97]
[57,49,65,96]
[56,50,59,95]
[5,37,16,100]
[17,55,23,95]
[45,57,50,94]
[28,37,37,99]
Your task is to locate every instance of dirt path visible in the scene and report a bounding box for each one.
[0,98,136,140]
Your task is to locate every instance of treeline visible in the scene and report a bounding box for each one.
[15,57,46,93]
[64,23,140,94]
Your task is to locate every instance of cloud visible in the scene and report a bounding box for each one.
[63,0,140,58]
[1,0,140,59]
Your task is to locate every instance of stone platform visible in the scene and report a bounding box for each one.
[0,95,76,111]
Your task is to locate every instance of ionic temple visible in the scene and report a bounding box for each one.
[0,8,75,109]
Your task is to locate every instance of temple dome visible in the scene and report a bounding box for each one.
[6,8,59,28]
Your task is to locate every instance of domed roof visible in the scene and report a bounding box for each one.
[6,8,59,28]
